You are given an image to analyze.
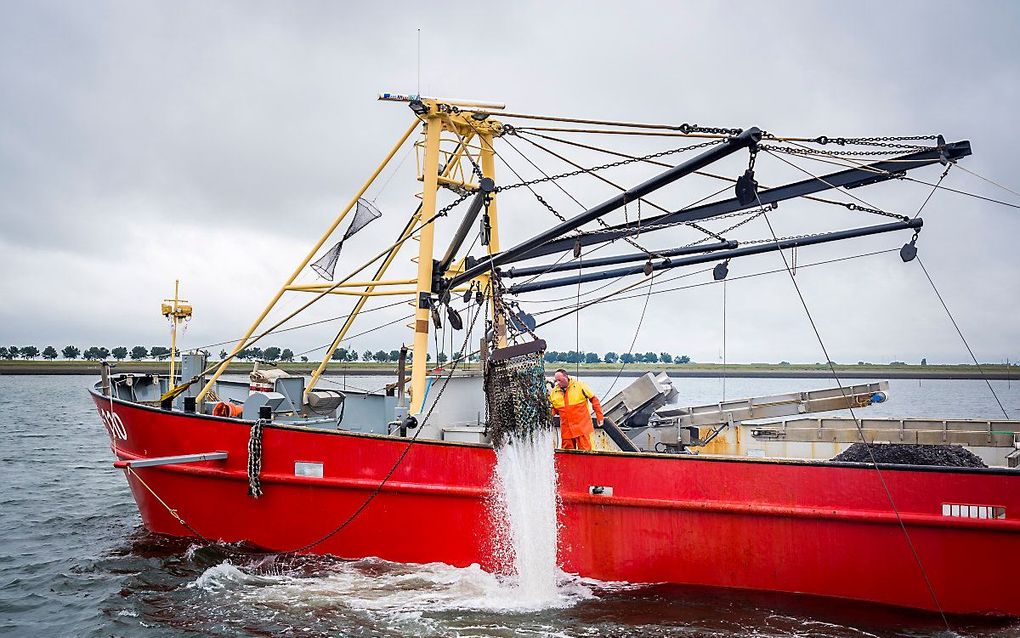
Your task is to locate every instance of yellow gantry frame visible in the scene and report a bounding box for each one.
[301,130,478,396]
[196,102,505,413]
[196,120,419,402]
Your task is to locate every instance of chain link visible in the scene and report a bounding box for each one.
[432,192,471,219]
[678,123,743,136]
[494,134,727,251]
[761,143,929,158]
[844,202,908,221]
[742,231,825,245]
[809,134,939,147]
[494,138,725,193]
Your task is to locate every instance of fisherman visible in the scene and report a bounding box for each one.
[549,368,604,450]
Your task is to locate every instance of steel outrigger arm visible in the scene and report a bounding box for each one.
[507,218,923,294]
[509,140,972,262]
[444,127,765,290]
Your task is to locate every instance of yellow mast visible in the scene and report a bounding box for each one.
[409,115,443,413]
[478,130,507,348]
[161,280,191,382]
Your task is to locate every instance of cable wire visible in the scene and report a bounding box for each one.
[916,257,1010,419]
[753,192,951,630]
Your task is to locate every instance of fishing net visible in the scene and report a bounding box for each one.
[484,339,553,448]
[311,199,383,280]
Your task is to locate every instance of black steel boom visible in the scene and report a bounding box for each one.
[508,218,923,294]
[505,140,971,262]
[501,240,738,279]
[445,127,764,290]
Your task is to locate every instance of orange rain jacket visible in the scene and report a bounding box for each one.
[549,379,604,440]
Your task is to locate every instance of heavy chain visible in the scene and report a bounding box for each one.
[531,192,569,224]
[495,134,727,250]
[761,143,928,158]
[494,138,725,193]
[844,202,908,221]
[678,123,743,136]
[429,192,472,220]
[589,202,776,241]
[809,134,939,147]
[247,418,265,498]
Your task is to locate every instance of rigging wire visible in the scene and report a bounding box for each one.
[511,132,723,243]
[468,111,739,134]
[520,129,913,220]
[165,192,473,396]
[603,272,656,398]
[916,257,1010,419]
[516,127,727,139]
[532,249,898,318]
[765,143,1020,211]
[951,162,1020,200]
[371,141,416,203]
[193,298,411,352]
[765,143,1010,418]
[760,147,903,217]
[294,312,415,358]
[752,189,951,630]
[722,279,726,402]
[522,202,771,309]
[499,135,665,256]
[912,163,953,220]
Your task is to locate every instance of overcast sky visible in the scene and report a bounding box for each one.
[2,0,1019,365]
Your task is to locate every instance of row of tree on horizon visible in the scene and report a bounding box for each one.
[3,346,1009,367]
[0,345,695,364]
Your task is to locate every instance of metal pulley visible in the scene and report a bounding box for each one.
[735,168,759,205]
[480,212,491,246]
[446,305,464,330]
[900,233,919,262]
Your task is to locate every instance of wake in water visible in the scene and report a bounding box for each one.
[189,556,595,615]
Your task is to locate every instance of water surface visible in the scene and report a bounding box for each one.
[1,374,1018,637]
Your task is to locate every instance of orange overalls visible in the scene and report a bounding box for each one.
[549,379,604,450]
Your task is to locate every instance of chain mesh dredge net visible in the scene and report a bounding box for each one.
[484,339,554,448]
[311,199,383,280]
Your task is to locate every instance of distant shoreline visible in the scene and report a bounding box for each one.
[1,360,1016,380]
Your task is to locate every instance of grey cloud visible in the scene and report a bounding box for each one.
[1,0,1018,364]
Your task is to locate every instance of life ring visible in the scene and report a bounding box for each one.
[212,401,243,418]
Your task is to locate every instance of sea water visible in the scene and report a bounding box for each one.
[4,375,1020,637]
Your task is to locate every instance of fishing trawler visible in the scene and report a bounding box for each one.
[91,94,1020,618]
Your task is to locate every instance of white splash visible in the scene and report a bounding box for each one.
[489,427,562,606]
[189,557,593,614]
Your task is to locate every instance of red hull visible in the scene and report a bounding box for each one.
[92,391,1020,617]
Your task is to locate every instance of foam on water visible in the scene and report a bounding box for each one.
[190,557,593,615]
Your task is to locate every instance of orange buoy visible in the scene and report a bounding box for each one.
[212,401,243,418]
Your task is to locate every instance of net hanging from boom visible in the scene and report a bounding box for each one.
[311,199,383,280]
[484,339,553,448]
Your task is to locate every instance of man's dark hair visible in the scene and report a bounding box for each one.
[555,368,568,376]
